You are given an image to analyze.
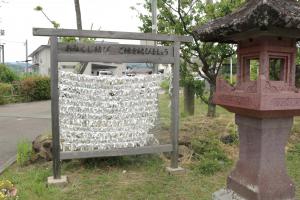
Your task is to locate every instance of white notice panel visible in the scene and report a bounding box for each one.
[59,71,163,152]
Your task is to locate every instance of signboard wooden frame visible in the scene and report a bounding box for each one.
[33,28,193,179]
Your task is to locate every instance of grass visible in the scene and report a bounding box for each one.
[2,156,229,200]
[16,140,32,167]
[1,93,300,199]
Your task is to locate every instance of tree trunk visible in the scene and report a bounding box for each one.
[74,0,88,74]
[184,85,195,115]
[207,84,216,117]
[74,0,82,30]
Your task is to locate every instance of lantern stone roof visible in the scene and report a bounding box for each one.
[193,0,300,43]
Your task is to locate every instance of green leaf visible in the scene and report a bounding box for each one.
[34,5,43,11]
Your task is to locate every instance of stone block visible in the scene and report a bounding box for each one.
[213,189,245,200]
[47,176,68,187]
[166,166,186,175]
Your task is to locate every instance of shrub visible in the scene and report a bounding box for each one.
[0,64,19,83]
[0,83,12,95]
[194,158,223,175]
[191,138,232,175]
[17,139,33,166]
[0,83,13,104]
[191,138,222,156]
[20,76,51,101]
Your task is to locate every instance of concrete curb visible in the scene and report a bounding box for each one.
[0,155,17,174]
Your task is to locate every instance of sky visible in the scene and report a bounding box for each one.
[0,0,145,62]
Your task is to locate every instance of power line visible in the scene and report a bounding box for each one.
[0,40,25,44]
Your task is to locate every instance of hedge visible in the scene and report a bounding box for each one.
[20,76,51,101]
[0,64,19,83]
[0,83,13,104]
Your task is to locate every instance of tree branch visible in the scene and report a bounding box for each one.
[198,92,209,104]
[177,0,192,35]
[163,0,178,13]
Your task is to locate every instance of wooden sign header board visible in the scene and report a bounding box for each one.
[33,28,193,42]
[58,43,175,64]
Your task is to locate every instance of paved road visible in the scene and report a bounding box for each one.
[0,101,51,171]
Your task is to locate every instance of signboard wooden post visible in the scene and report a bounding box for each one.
[33,28,193,182]
[50,36,61,179]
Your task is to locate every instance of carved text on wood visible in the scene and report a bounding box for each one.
[58,43,173,57]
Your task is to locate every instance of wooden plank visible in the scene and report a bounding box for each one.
[57,43,175,63]
[50,36,61,179]
[170,41,180,169]
[60,144,173,160]
[58,53,175,64]
[33,28,193,43]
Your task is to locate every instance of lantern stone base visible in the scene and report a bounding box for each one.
[213,189,245,200]
[47,176,68,187]
[222,115,295,200]
[166,166,186,175]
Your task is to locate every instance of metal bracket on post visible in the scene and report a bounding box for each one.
[166,41,185,175]
[47,36,68,186]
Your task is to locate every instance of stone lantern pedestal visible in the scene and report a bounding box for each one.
[214,115,295,200]
[223,115,294,199]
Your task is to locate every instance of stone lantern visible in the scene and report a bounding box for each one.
[194,0,300,199]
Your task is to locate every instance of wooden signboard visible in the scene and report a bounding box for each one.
[33,28,192,180]
[58,43,175,63]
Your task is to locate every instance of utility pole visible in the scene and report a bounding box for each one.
[152,0,158,73]
[0,29,4,64]
[25,39,28,72]
[0,45,4,64]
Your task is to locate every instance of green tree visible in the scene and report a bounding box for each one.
[0,64,19,83]
[133,0,244,117]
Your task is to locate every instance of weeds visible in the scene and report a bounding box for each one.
[191,138,232,175]
[17,140,32,166]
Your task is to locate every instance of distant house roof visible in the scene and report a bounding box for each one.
[193,0,300,42]
[29,45,50,57]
